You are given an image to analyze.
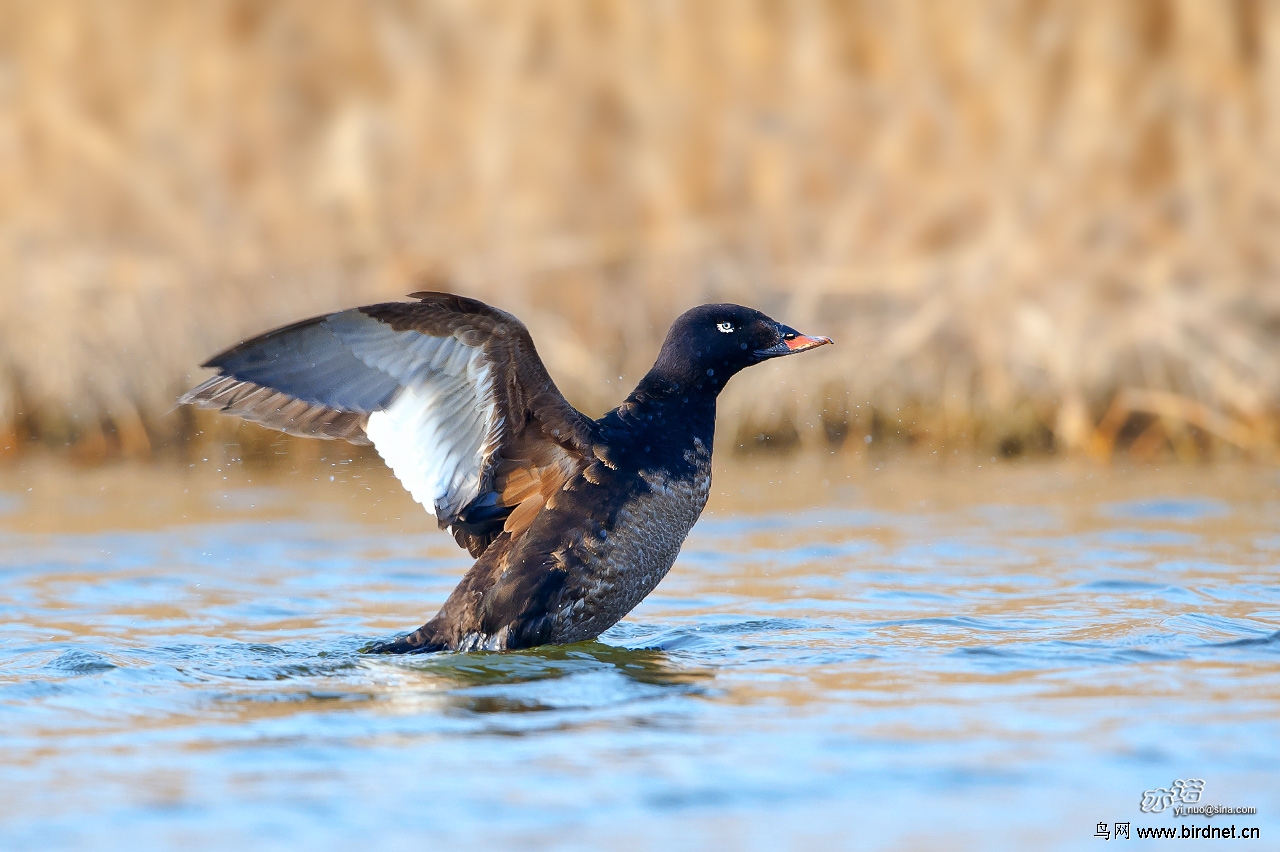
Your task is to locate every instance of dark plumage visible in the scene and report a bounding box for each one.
[180,292,831,652]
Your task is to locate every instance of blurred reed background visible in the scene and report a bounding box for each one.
[0,0,1277,463]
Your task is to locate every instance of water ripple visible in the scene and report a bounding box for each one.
[0,461,1277,851]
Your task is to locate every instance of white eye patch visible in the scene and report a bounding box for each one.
[716,321,734,333]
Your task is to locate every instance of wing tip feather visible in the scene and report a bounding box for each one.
[178,374,372,444]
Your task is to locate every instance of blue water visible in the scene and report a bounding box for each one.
[1,457,1277,850]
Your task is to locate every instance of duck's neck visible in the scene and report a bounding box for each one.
[599,370,720,466]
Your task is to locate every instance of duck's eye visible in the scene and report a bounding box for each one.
[716,321,734,333]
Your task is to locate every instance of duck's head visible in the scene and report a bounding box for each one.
[650,303,832,391]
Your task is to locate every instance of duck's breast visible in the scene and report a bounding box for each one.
[546,443,713,644]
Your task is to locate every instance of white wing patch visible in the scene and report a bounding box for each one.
[325,312,503,521]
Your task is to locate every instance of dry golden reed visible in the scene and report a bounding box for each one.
[0,0,1277,461]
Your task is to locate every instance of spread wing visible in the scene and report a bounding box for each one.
[180,292,597,556]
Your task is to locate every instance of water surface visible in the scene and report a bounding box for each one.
[1,455,1277,850]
